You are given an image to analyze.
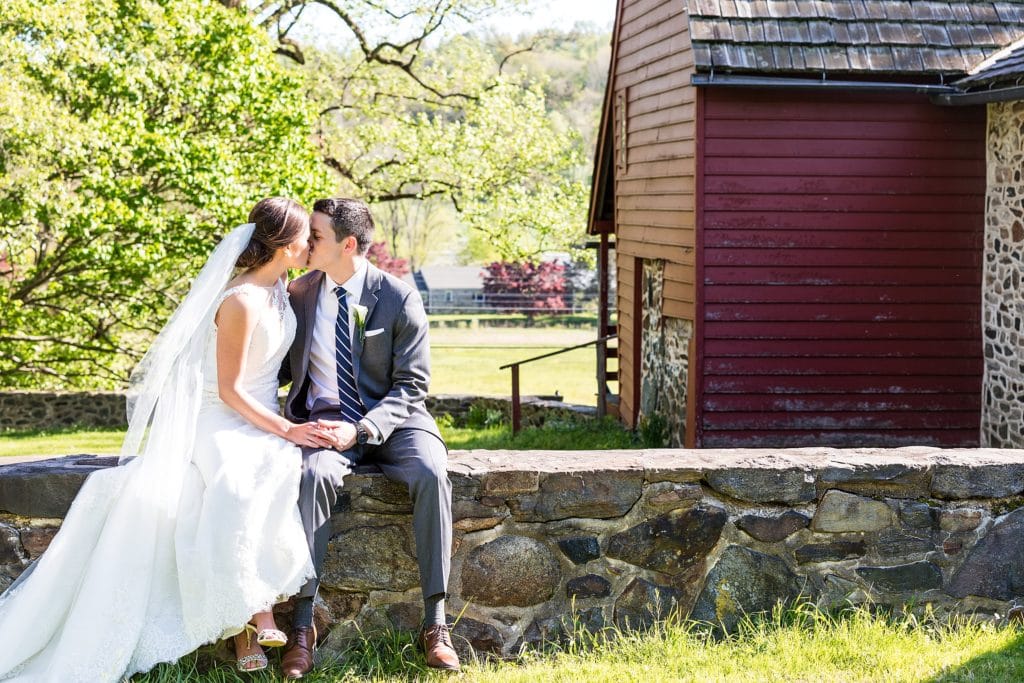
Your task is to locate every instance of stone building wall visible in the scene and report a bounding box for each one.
[0,392,593,432]
[982,101,1024,447]
[639,260,692,447]
[4,448,1024,662]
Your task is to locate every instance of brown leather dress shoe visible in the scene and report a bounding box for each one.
[281,625,317,680]
[419,623,461,672]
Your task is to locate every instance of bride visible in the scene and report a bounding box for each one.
[0,197,329,681]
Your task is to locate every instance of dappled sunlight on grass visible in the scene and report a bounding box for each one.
[132,604,1024,682]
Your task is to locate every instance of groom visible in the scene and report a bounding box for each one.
[279,198,458,677]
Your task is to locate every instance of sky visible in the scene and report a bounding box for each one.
[291,1,617,46]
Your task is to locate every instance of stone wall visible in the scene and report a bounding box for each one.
[982,101,1024,447]
[3,448,1024,661]
[639,260,692,447]
[0,392,593,432]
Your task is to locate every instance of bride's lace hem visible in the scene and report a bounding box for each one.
[128,562,315,678]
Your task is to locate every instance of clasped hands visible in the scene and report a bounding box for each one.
[286,419,358,450]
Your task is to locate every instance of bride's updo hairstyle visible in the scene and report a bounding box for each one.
[235,197,310,269]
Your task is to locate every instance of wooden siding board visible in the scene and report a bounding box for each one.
[621,141,697,164]
[619,8,688,58]
[704,157,986,177]
[620,0,670,26]
[616,209,694,229]
[704,394,981,412]
[664,299,696,319]
[701,430,979,448]
[665,262,694,282]
[618,34,695,74]
[705,176,985,196]
[704,284,980,304]
[703,266,981,286]
[703,211,983,230]
[618,193,695,210]
[618,175,695,194]
[620,1,680,42]
[615,52,695,89]
[697,88,985,448]
[618,241,695,262]
[705,138,983,160]
[618,224,695,247]
[705,119,983,141]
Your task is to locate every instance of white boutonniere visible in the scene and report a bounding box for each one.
[352,303,368,343]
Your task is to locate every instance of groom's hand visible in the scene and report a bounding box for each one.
[315,419,357,451]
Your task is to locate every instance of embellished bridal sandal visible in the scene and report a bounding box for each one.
[254,624,288,648]
[235,623,269,673]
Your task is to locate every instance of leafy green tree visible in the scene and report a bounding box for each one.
[224,1,590,260]
[0,0,331,388]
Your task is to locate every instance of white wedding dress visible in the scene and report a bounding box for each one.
[0,251,314,682]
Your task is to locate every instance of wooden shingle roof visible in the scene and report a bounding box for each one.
[687,0,1024,77]
[957,37,1024,86]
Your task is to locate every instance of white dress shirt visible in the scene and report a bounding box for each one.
[305,261,382,442]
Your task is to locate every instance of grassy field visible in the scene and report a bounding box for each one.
[0,420,637,458]
[132,605,1024,682]
[429,325,615,406]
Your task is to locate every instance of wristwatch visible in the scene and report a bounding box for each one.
[354,421,370,446]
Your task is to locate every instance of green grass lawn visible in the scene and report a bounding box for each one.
[0,419,636,458]
[429,325,616,406]
[133,606,1024,682]
[0,427,125,457]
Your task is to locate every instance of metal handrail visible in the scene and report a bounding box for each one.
[500,334,617,434]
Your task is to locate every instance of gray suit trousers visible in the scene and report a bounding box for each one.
[296,424,452,601]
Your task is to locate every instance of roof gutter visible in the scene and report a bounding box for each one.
[691,73,1024,106]
[931,85,1024,106]
[691,73,958,96]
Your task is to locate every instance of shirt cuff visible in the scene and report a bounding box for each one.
[359,418,384,445]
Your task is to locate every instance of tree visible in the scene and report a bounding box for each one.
[371,197,460,270]
[482,260,567,315]
[222,2,589,261]
[0,0,331,388]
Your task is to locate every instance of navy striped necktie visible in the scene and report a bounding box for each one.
[334,286,363,423]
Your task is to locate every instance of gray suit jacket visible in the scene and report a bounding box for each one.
[281,264,440,441]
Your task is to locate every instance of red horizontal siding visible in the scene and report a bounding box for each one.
[696,89,985,449]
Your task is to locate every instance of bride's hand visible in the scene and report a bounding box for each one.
[314,419,357,451]
[284,421,332,448]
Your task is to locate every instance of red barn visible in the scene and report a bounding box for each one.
[588,1,1024,448]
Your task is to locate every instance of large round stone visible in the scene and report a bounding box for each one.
[606,503,727,575]
[461,536,560,607]
[691,546,802,633]
[321,525,419,592]
[949,507,1024,600]
[614,578,682,630]
[812,491,894,532]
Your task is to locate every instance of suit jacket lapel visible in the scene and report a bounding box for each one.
[352,264,381,380]
[300,270,323,377]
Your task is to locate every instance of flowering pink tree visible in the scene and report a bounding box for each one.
[367,241,410,278]
[482,260,567,315]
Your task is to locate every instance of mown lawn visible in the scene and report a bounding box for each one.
[133,605,1024,682]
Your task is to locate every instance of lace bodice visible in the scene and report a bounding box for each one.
[201,280,295,408]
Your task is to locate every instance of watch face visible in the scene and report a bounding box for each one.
[357,427,369,444]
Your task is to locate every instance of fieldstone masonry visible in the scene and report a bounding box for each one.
[0,392,592,432]
[4,447,1024,661]
[982,100,1024,447]
[639,260,692,447]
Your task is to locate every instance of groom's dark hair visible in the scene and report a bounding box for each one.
[313,198,374,255]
